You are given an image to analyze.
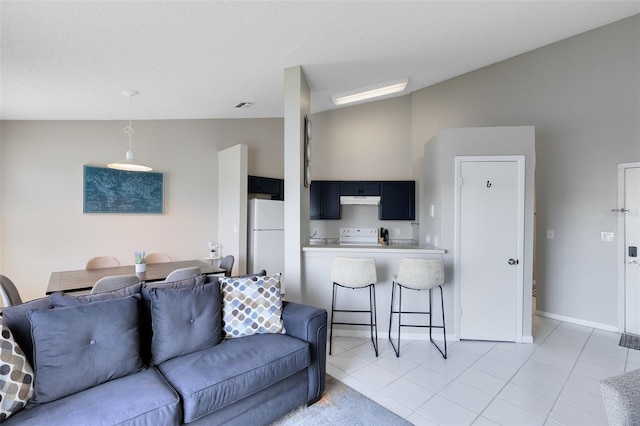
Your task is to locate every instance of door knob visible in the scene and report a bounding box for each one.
[508,258,519,265]
[629,259,640,266]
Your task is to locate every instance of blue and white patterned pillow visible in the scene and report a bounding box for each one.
[0,317,33,421]
[220,273,285,339]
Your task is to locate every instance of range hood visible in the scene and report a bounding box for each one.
[340,196,381,205]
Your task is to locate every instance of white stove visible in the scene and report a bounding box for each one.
[339,228,381,246]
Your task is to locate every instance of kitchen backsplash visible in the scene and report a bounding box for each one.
[310,204,417,241]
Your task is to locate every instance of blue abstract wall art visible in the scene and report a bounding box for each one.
[83,165,164,214]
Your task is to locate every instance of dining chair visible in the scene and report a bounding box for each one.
[0,275,23,307]
[85,256,121,270]
[165,267,201,282]
[145,252,172,264]
[91,275,140,294]
[219,255,235,277]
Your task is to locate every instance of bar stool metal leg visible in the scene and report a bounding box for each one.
[369,283,378,356]
[428,286,447,359]
[330,282,337,355]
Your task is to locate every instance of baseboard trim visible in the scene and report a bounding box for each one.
[536,310,619,332]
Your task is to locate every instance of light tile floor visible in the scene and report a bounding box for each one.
[327,314,639,425]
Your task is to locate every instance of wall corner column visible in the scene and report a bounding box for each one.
[283,66,310,303]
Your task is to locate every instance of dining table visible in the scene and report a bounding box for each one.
[46,259,225,294]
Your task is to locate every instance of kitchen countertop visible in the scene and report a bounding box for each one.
[302,243,445,254]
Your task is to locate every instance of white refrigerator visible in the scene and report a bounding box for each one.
[248,199,285,292]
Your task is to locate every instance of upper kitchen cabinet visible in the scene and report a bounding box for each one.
[310,181,341,220]
[248,175,284,201]
[379,181,415,220]
[340,181,380,196]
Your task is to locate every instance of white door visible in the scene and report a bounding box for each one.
[624,166,640,335]
[457,157,525,342]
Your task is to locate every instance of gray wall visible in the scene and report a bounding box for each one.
[423,126,536,340]
[412,15,640,328]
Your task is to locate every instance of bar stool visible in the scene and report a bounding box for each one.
[329,257,378,357]
[388,257,447,359]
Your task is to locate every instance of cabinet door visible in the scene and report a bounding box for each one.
[340,181,380,195]
[248,176,284,200]
[310,181,341,219]
[379,181,415,220]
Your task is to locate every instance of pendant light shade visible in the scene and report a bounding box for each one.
[108,90,152,172]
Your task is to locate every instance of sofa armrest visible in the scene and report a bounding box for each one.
[600,369,640,426]
[282,301,327,405]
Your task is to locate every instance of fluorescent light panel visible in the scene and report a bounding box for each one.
[332,78,408,106]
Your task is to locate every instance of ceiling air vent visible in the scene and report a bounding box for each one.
[234,102,254,109]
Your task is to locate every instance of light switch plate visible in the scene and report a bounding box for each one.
[601,232,615,242]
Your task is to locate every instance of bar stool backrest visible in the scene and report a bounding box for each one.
[330,257,377,288]
[396,258,444,290]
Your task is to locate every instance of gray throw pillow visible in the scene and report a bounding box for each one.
[26,295,144,406]
[147,281,222,365]
[49,283,141,307]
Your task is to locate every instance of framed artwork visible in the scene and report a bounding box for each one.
[83,165,164,214]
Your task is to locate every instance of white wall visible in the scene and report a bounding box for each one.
[310,95,412,180]
[283,66,310,303]
[0,118,282,301]
[412,15,640,328]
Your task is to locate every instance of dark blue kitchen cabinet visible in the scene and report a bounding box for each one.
[340,181,380,196]
[310,181,341,219]
[379,181,415,220]
[248,175,284,200]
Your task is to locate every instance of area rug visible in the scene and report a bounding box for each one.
[619,333,640,350]
[271,375,411,425]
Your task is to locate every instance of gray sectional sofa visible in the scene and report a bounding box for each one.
[1,274,327,425]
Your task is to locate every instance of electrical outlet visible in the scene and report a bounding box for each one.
[395,228,400,236]
[546,230,554,239]
[601,232,615,242]
[433,236,439,247]
[426,234,431,244]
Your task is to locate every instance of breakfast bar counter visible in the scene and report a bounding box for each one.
[301,243,447,340]
[302,243,445,254]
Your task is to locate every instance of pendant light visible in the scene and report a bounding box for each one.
[108,90,152,172]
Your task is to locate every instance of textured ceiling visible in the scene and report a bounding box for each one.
[1,1,638,120]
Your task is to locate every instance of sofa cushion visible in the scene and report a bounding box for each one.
[0,317,34,422]
[139,274,208,364]
[146,281,222,365]
[220,273,285,339]
[48,283,141,307]
[26,295,144,405]
[158,333,310,423]
[1,297,53,367]
[1,368,180,426]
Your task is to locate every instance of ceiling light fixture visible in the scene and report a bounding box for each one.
[331,78,409,106]
[108,90,152,172]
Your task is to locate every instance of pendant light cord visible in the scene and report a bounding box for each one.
[124,94,135,151]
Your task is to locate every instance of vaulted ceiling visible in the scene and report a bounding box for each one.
[1,1,638,120]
